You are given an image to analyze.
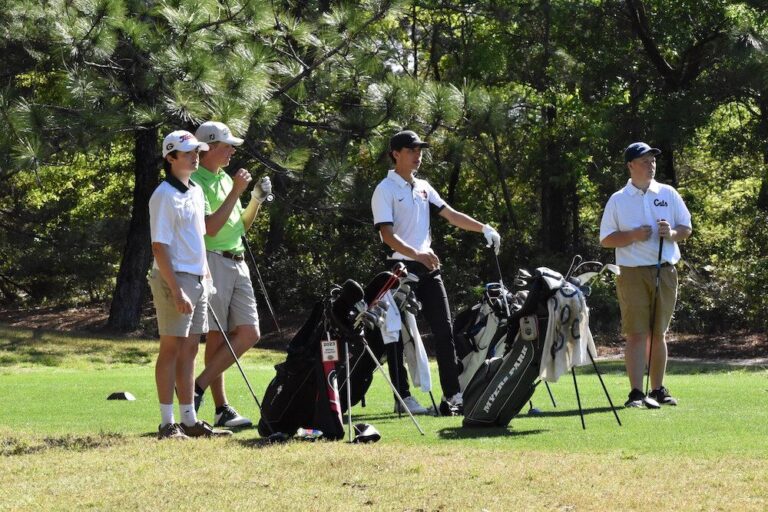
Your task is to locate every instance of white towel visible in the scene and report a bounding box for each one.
[402,311,432,392]
[379,290,401,345]
[539,283,597,382]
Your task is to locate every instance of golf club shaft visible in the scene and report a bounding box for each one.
[207,303,272,434]
[242,236,282,334]
[362,341,425,435]
[645,237,664,395]
[492,249,511,317]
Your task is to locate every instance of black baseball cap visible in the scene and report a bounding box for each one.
[624,142,661,163]
[389,130,430,152]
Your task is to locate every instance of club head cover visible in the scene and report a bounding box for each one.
[364,271,399,304]
[331,279,365,328]
[352,423,381,443]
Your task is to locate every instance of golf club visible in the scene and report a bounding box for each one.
[564,255,583,280]
[207,302,274,434]
[242,236,282,335]
[644,235,665,402]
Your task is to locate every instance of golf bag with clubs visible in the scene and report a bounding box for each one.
[461,262,611,427]
[257,272,397,438]
[454,282,523,393]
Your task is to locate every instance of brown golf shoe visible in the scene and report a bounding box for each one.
[157,423,189,440]
[179,420,233,438]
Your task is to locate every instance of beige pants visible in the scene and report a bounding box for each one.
[616,265,678,338]
[206,252,259,332]
[148,269,208,337]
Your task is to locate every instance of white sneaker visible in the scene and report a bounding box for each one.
[394,395,429,415]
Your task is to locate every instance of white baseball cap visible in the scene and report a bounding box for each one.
[162,130,209,157]
[195,121,244,146]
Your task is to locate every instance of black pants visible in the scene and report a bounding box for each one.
[386,260,461,399]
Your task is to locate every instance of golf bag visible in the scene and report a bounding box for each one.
[257,272,397,438]
[461,269,564,427]
[454,283,523,392]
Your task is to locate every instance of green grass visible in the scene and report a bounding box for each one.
[1,325,767,511]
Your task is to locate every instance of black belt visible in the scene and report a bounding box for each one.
[641,262,671,269]
[219,251,244,262]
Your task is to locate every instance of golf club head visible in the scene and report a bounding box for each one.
[513,278,527,288]
[516,268,532,279]
[643,396,661,409]
[565,255,583,279]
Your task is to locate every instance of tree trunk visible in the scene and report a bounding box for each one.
[539,104,571,254]
[657,139,677,186]
[107,127,160,331]
[756,97,768,212]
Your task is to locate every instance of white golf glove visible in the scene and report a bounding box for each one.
[251,176,272,203]
[482,224,501,255]
[203,277,217,297]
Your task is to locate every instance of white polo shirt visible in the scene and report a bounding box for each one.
[371,170,446,260]
[149,176,207,276]
[599,179,692,267]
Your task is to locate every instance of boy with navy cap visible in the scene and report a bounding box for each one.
[600,142,692,408]
[371,129,501,415]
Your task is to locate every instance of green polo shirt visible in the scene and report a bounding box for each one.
[190,165,245,254]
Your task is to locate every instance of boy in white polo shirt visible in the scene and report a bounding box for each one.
[600,142,692,408]
[148,130,232,439]
[371,130,501,415]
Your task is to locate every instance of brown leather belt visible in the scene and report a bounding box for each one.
[210,250,244,261]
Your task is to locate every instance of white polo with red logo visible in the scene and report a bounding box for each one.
[599,179,692,266]
[371,169,446,260]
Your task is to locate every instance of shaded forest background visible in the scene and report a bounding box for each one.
[1,0,766,336]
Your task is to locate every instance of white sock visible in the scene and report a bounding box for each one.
[160,403,175,427]
[180,403,198,427]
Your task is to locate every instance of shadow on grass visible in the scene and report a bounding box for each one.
[0,326,155,366]
[437,426,547,440]
[1,433,125,456]
[515,405,620,419]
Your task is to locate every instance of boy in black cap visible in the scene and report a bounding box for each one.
[600,142,692,408]
[371,130,501,415]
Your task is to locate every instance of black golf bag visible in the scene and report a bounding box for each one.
[257,272,398,438]
[461,269,563,427]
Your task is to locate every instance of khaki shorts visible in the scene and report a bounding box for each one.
[148,269,209,337]
[616,265,678,338]
[207,252,259,332]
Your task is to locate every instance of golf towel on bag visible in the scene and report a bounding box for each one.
[401,310,432,392]
[538,283,597,382]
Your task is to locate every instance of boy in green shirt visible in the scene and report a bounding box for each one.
[190,121,272,428]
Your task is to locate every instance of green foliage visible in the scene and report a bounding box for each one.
[1,0,767,336]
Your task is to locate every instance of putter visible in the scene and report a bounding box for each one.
[207,303,275,433]
[643,236,665,409]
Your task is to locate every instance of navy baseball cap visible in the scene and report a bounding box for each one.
[389,130,430,152]
[624,142,661,163]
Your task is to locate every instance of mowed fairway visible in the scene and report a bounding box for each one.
[1,326,767,511]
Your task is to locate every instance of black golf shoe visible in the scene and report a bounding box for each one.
[624,388,646,408]
[648,386,678,406]
[214,404,252,428]
[193,384,204,413]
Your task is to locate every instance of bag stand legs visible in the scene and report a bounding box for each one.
[342,338,425,437]
[565,350,622,430]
